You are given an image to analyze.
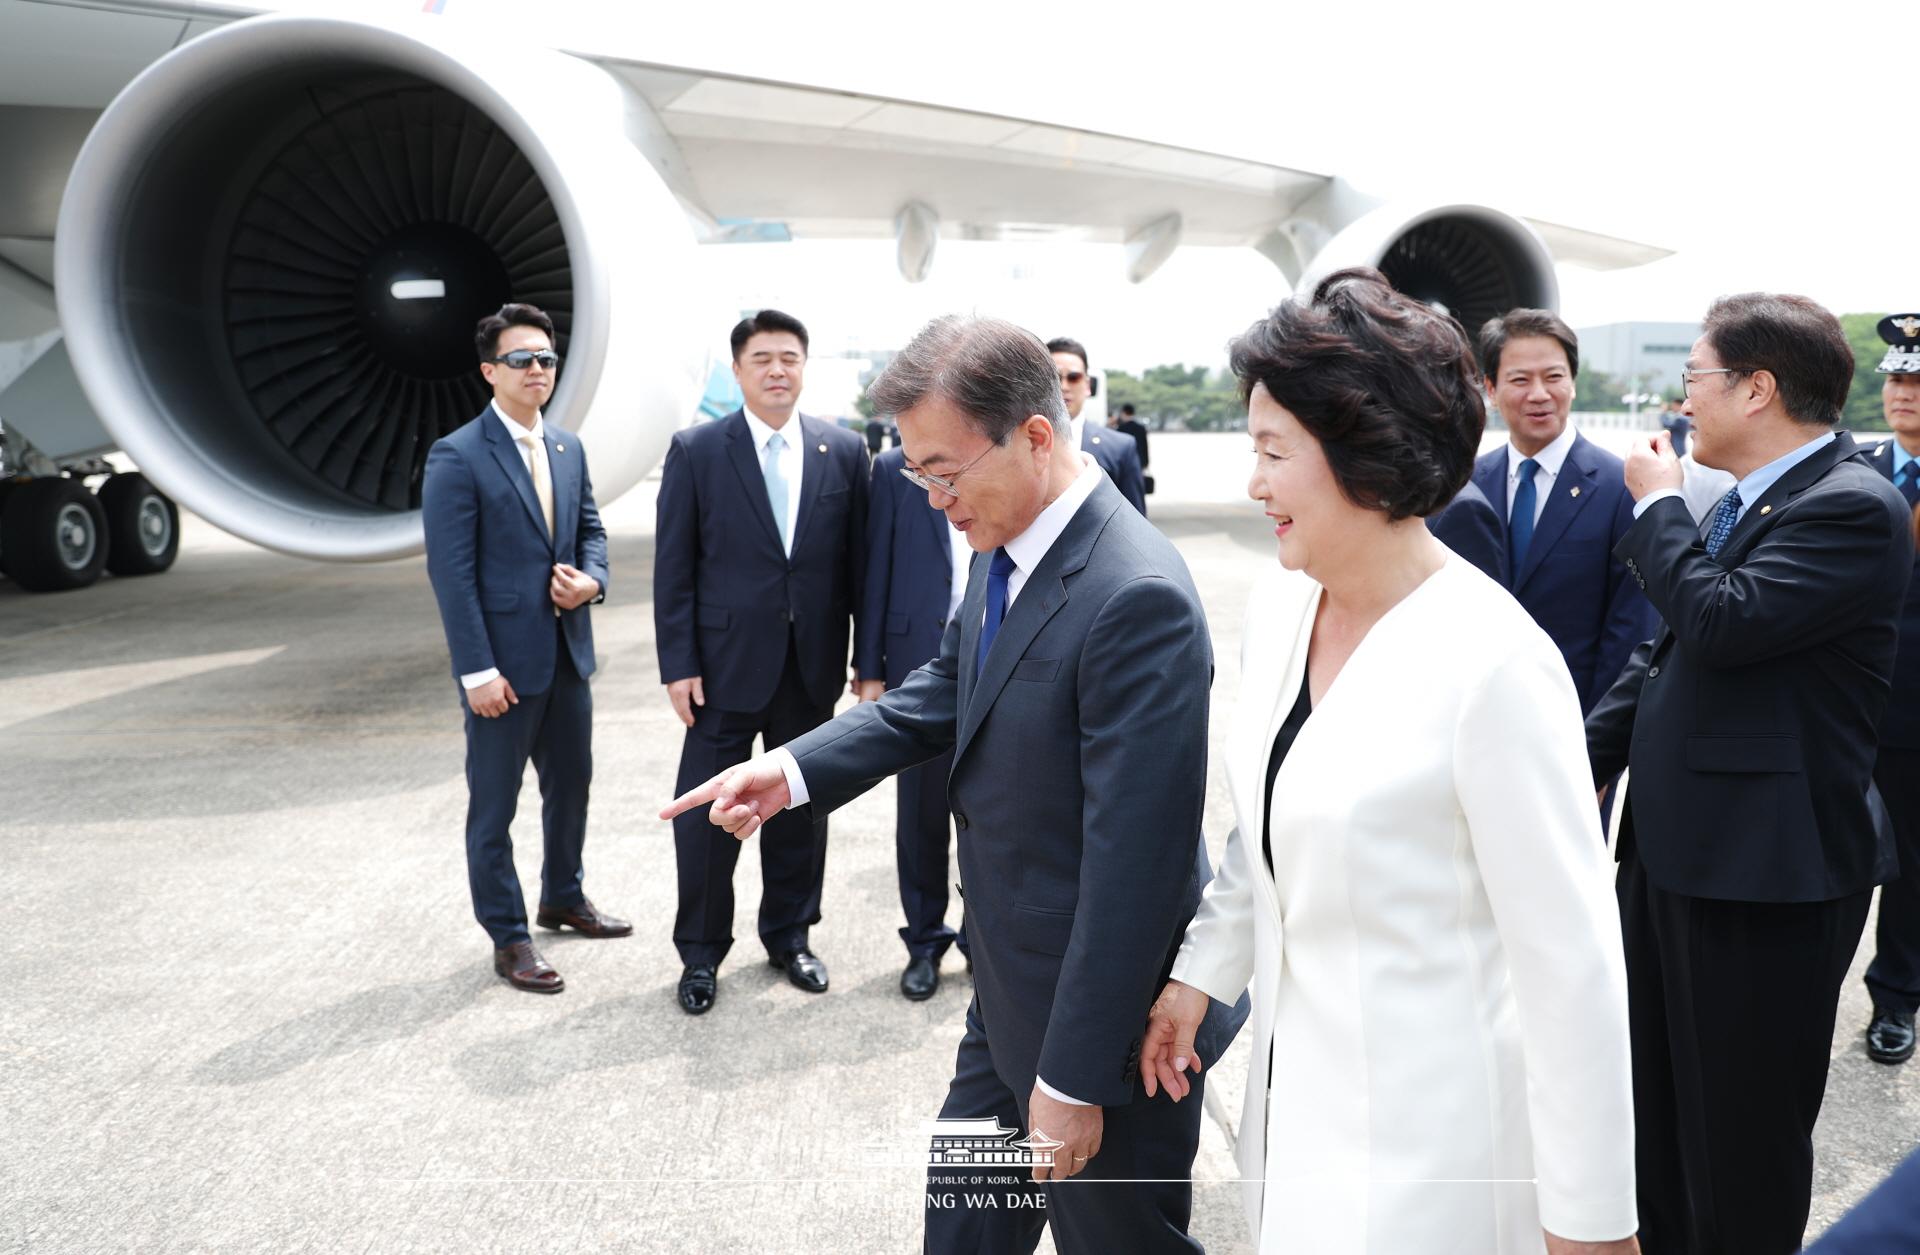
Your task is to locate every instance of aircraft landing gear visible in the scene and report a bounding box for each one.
[0,476,110,591]
[98,471,179,577]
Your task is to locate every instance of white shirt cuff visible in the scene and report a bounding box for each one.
[771,746,810,809]
[1035,1076,1093,1106]
[459,667,500,690]
[1631,487,1683,519]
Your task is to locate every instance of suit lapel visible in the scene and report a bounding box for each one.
[723,410,786,556]
[1868,438,1897,483]
[789,415,829,552]
[483,412,552,543]
[545,429,573,555]
[1513,436,1600,592]
[954,483,1122,764]
[1720,432,1858,561]
[1471,449,1507,521]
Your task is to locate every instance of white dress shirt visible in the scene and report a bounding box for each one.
[946,521,972,623]
[460,403,547,691]
[743,405,803,556]
[775,455,1104,1105]
[1505,420,1577,527]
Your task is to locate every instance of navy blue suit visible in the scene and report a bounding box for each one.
[1804,1146,1920,1252]
[1864,437,1920,1017]
[1082,422,1147,515]
[1426,479,1507,584]
[855,447,968,962]
[654,409,869,967]
[1472,433,1659,713]
[423,407,609,947]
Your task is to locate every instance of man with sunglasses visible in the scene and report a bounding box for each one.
[1586,294,1913,1253]
[423,302,621,995]
[654,309,870,1016]
[1047,337,1147,515]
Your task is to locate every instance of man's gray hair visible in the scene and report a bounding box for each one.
[867,315,1069,445]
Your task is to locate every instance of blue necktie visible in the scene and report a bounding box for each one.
[975,548,1017,674]
[1507,457,1539,572]
[1705,488,1743,558]
[1899,463,1920,508]
[762,431,789,552]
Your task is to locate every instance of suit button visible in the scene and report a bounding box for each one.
[936,617,946,628]
[1648,665,1660,678]
[954,812,969,830]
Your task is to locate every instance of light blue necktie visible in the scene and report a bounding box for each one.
[1507,457,1539,573]
[763,431,789,552]
[975,548,1017,674]
[1705,488,1743,559]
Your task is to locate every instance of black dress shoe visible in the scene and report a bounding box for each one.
[901,955,939,1001]
[678,965,717,1015]
[1868,1004,1916,1064]
[535,897,633,938]
[494,941,563,994]
[769,947,829,993]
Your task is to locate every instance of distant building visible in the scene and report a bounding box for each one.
[1575,322,1701,398]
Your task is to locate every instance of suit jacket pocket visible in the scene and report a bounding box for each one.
[1011,903,1076,956]
[1685,734,1802,773]
[697,602,731,630]
[481,591,520,612]
[1012,658,1060,683]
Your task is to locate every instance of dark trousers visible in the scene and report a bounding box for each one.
[1867,749,1920,1014]
[672,644,832,968]
[923,1000,1204,1255]
[897,746,967,962]
[1618,845,1871,1255]
[460,641,591,948]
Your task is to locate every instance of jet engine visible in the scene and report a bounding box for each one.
[55,14,704,561]
[1294,202,1560,341]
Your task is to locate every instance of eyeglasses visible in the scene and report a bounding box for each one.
[488,349,560,370]
[1056,371,1088,387]
[899,442,998,498]
[1680,366,1741,393]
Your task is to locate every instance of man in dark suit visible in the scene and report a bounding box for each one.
[665,316,1246,1254]
[1047,337,1148,515]
[423,303,625,995]
[852,444,972,1000]
[1585,293,1914,1254]
[1471,309,1659,713]
[1112,402,1152,494]
[654,309,869,1016]
[1859,313,1920,1066]
[1425,479,1507,583]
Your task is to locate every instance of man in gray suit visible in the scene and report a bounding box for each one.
[663,315,1244,1254]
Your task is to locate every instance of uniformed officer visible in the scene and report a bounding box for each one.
[1862,313,1920,1064]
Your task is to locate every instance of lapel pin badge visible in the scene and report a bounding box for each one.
[1570,486,1581,498]
[818,443,828,453]
[1760,505,1772,515]
[556,443,565,453]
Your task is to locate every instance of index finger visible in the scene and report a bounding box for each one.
[659,772,730,821]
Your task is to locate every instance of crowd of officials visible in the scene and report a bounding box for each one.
[421,286,1920,1254]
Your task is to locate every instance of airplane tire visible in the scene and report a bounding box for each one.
[99,472,179,576]
[1,477,109,591]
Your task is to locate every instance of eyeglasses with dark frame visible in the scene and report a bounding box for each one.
[487,349,560,371]
[899,441,998,499]
[1680,366,1741,393]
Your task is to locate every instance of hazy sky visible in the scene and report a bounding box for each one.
[303,0,1916,373]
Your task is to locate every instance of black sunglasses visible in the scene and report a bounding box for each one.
[488,349,560,370]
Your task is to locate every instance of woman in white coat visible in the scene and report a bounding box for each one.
[1142,269,1639,1255]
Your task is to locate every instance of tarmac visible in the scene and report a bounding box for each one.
[2,430,1915,1254]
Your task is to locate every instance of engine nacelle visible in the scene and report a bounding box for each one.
[1296,203,1560,340]
[56,13,705,561]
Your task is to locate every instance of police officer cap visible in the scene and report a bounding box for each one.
[1878,314,1920,374]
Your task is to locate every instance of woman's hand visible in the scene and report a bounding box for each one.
[1545,1233,1639,1255]
[1141,979,1211,1101]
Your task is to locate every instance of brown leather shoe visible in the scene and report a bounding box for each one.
[494,941,563,994]
[535,897,632,939]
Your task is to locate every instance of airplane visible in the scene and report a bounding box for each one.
[0,0,1668,592]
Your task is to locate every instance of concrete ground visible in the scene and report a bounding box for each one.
[1,431,1914,1253]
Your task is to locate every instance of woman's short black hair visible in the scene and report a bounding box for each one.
[1229,267,1485,520]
